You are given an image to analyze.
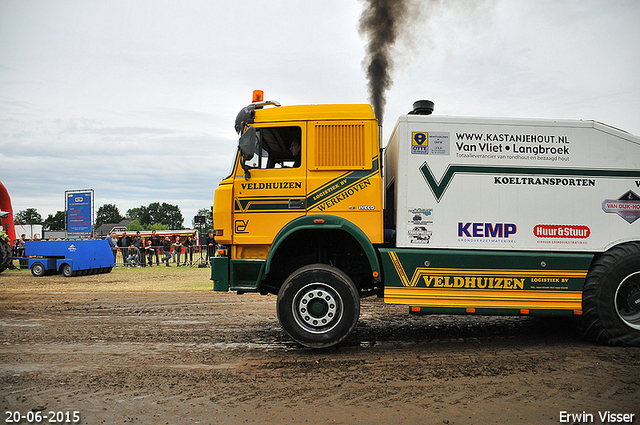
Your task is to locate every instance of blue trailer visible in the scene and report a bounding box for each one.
[25,240,115,277]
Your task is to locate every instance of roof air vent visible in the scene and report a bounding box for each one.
[409,100,434,115]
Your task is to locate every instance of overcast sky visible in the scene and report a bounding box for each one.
[1,0,639,230]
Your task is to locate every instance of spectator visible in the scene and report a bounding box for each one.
[150,230,161,266]
[173,236,183,266]
[126,243,140,267]
[105,232,117,263]
[206,230,216,262]
[183,235,194,266]
[118,232,132,266]
[162,236,172,267]
[133,231,145,267]
[14,234,26,257]
[145,240,155,266]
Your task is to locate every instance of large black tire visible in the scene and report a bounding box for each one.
[277,264,360,348]
[31,262,46,277]
[582,242,640,346]
[0,239,12,274]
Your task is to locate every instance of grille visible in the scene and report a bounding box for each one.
[314,124,366,169]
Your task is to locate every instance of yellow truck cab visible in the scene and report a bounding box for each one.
[212,92,384,346]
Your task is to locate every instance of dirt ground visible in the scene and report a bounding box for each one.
[1,267,639,425]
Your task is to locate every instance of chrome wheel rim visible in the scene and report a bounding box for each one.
[32,263,44,276]
[292,282,343,334]
[615,271,640,330]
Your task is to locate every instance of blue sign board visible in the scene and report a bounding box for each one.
[67,191,93,237]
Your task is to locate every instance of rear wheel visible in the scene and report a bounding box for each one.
[277,264,360,348]
[31,262,46,277]
[582,242,640,346]
[61,263,74,277]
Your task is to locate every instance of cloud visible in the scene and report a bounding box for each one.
[382,0,640,139]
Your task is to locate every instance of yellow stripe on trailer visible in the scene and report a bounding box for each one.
[384,287,582,310]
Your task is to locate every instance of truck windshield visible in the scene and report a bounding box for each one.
[227,150,240,179]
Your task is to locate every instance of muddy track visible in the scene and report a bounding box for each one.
[1,289,639,424]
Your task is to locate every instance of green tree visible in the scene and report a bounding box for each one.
[147,202,184,229]
[147,222,169,231]
[14,208,42,225]
[43,211,66,231]
[96,204,124,227]
[193,207,213,235]
[127,206,152,227]
[126,219,145,232]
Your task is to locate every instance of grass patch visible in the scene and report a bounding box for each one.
[1,263,215,293]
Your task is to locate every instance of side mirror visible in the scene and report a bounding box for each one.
[238,127,260,161]
[238,127,261,180]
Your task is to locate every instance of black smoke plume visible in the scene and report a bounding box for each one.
[358,0,412,122]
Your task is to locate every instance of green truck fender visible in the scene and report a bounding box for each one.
[211,215,383,292]
[265,214,382,283]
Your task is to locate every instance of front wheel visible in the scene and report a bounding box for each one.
[31,262,46,277]
[277,264,360,348]
[582,242,640,346]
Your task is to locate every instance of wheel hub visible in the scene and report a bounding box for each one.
[619,285,640,312]
[293,284,342,334]
[615,271,640,330]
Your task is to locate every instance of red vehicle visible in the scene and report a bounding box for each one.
[0,181,16,273]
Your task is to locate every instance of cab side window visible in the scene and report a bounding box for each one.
[245,126,302,170]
